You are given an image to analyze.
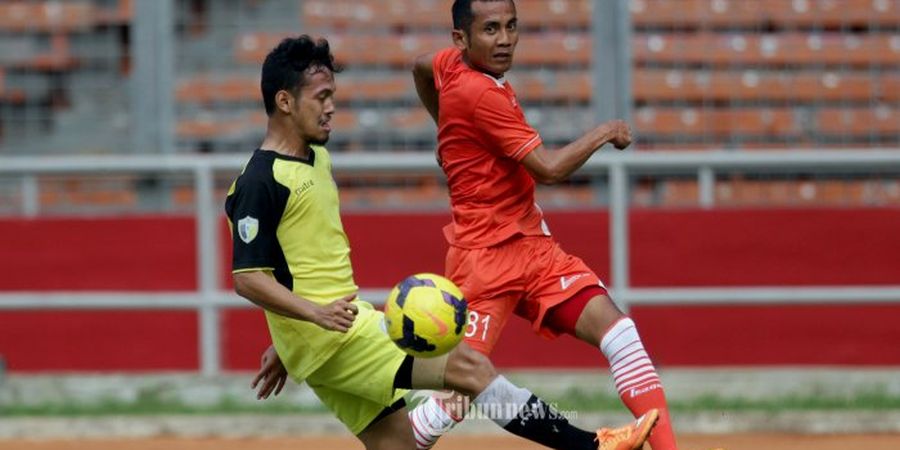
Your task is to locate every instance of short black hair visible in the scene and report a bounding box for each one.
[452,0,513,34]
[260,35,341,116]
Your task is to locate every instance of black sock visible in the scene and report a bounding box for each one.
[502,395,597,450]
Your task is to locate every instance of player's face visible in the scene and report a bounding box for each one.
[455,0,518,77]
[292,67,336,145]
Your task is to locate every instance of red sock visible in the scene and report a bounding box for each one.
[601,317,678,450]
[620,383,676,450]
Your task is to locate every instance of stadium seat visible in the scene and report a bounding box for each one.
[516,32,591,66]
[633,70,882,102]
[509,71,592,102]
[631,0,900,28]
[37,176,138,209]
[300,0,592,30]
[176,74,260,104]
[881,74,900,102]
[176,112,266,141]
[515,0,591,28]
[661,179,700,206]
[816,106,900,136]
[301,0,449,29]
[94,0,133,26]
[634,107,799,137]
[235,32,450,67]
[633,33,900,67]
[0,1,96,32]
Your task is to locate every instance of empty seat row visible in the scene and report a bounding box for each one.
[634,32,900,66]
[55,177,896,212]
[176,105,900,143]
[235,31,591,67]
[0,0,131,32]
[301,0,592,29]
[236,31,900,68]
[636,105,900,136]
[176,69,900,105]
[633,70,900,102]
[300,0,900,30]
[632,0,900,28]
[660,178,900,207]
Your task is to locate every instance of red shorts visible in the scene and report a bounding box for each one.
[445,235,608,355]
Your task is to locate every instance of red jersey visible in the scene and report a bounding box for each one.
[433,47,549,249]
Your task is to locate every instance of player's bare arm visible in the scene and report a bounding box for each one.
[521,120,632,185]
[233,270,358,332]
[412,52,439,124]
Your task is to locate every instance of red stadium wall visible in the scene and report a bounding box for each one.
[1,208,899,372]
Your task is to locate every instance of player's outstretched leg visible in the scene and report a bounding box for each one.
[407,392,464,449]
[555,289,678,450]
[401,342,657,450]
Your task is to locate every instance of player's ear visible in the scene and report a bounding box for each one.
[452,29,468,51]
[274,90,294,115]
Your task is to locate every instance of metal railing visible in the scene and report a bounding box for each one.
[2,150,900,374]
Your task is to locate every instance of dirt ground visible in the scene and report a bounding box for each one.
[2,434,899,450]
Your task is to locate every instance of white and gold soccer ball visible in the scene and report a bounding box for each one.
[383,273,468,358]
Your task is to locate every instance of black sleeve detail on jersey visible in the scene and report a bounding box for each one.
[225,153,293,291]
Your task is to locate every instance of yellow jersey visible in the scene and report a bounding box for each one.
[225,147,361,382]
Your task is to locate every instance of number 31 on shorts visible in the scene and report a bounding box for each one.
[465,311,491,341]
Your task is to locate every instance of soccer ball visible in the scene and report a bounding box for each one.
[383,273,468,358]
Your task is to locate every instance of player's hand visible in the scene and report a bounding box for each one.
[313,293,359,332]
[251,344,287,400]
[607,120,632,150]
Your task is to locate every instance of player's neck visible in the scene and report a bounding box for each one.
[262,120,312,159]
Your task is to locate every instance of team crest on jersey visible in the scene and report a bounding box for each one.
[237,216,259,244]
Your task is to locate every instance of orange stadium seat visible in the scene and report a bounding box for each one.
[633,33,900,67]
[301,0,449,29]
[515,0,591,28]
[631,0,900,28]
[633,70,881,102]
[515,32,591,65]
[631,0,763,28]
[388,109,432,131]
[301,0,592,30]
[661,179,700,206]
[511,71,592,102]
[816,106,900,136]
[177,73,415,104]
[656,178,885,207]
[176,112,266,140]
[38,176,138,209]
[236,31,594,68]
[94,0,133,26]
[235,32,450,67]
[0,1,96,32]
[176,74,259,103]
[881,74,900,102]
[634,107,799,137]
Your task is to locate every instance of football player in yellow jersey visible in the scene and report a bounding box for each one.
[227,35,656,450]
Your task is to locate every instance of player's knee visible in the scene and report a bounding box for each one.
[575,295,626,346]
[444,343,496,396]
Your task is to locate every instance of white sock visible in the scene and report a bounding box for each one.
[408,394,462,450]
[600,318,662,397]
[472,375,533,427]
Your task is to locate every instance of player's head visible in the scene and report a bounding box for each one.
[452,0,518,77]
[261,35,342,145]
